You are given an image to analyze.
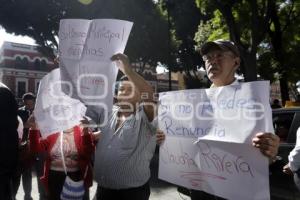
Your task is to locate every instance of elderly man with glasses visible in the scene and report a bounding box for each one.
[189,40,280,200]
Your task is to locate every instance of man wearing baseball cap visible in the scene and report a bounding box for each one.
[189,40,280,199]
[200,39,241,87]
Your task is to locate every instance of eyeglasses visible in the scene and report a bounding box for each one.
[202,51,233,62]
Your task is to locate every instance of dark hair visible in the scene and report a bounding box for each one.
[22,92,36,101]
[114,76,129,95]
[119,75,129,82]
[273,99,280,104]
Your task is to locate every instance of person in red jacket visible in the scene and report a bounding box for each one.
[28,116,95,200]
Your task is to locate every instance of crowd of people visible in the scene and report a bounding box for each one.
[4,39,300,200]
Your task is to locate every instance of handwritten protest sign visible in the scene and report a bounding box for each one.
[159,138,270,200]
[59,19,132,61]
[58,19,133,115]
[159,81,273,143]
[35,67,71,109]
[158,81,273,199]
[34,69,87,138]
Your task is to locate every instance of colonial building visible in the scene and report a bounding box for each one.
[0,41,182,103]
[0,41,57,100]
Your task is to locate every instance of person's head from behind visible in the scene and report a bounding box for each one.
[273,117,289,142]
[200,39,240,87]
[22,92,36,111]
[273,99,280,105]
[296,94,300,103]
[116,76,141,109]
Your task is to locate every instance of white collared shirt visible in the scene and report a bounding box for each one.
[210,79,239,88]
[289,128,300,172]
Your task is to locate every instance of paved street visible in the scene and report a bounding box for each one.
[16,178,189,200]
[16,151,190,200]
[16,152,300,200]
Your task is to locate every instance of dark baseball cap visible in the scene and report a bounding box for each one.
[200,39,240,57]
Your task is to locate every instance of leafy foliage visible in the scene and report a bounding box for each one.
[157,0,202,72]
[0,0,171,67]
[194,0,300,102]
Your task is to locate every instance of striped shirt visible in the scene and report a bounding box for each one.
[94,105,157,189]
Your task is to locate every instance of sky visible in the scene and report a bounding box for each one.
[0,27,36,47]
[0,27,167,73]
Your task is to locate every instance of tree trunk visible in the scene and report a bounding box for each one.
[268,0,290,105]
[279,74,290,106]
[242,52,258,82]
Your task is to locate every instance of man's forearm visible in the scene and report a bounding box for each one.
[123,67,154,102]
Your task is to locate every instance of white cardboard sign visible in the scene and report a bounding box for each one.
[34,69,87,138]
[58,19,133,113]
[159,138,270,200]
[158,81,273,200]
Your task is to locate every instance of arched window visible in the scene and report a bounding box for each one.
[40,59,47,69]
[21,57,29,69]
[15,56,22,68]
[34,59,41,70]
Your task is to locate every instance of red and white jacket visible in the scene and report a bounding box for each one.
[29,125,95,191]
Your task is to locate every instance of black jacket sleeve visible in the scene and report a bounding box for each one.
[0,86,19,176]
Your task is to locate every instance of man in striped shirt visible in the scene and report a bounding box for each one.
[94,53,157,200]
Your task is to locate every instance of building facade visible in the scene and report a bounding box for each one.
[129,62,180,94]
[0,41,182,103]
[0,42,57,100]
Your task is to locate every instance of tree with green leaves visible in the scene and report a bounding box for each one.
[157,0,203,71]
[194,0,300,104]
[157,0,210,88]
[0,0,171,69]
[265,0,300,101]
[195,0,275,81]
